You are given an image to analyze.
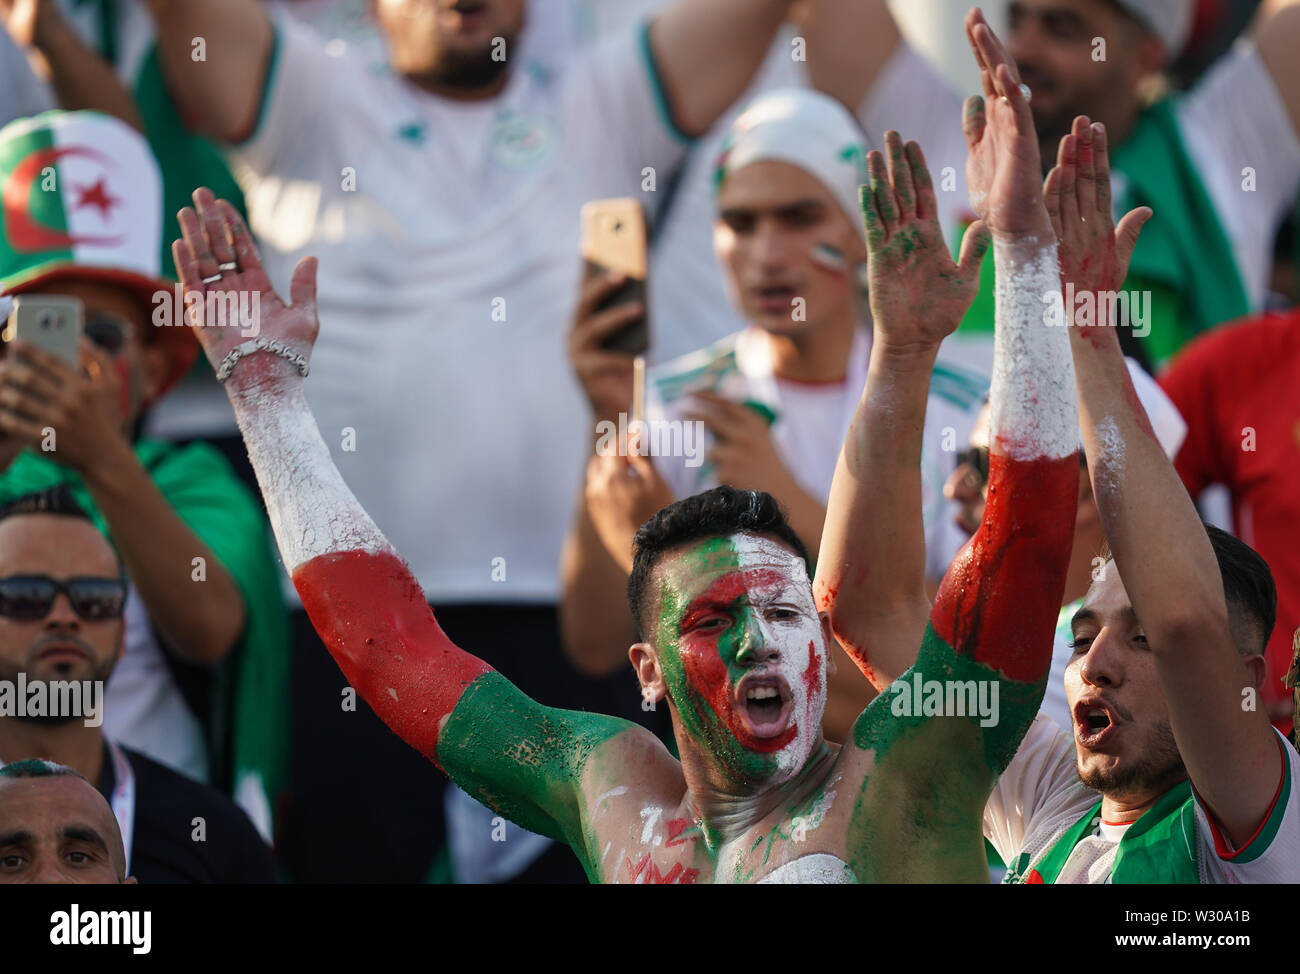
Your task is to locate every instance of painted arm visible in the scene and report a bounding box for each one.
[814,131,989,691]
[647,0,795,137]
[0,0,143,130]
[142,0,273,142]
[842,15,1080,882]
[803,0,903,112]
[1255,0,1300,136]
[1045,116,1281,845]
[922,9,1079,749]
[171,189,634,852]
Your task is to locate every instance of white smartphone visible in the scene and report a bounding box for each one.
[5,295,84,367]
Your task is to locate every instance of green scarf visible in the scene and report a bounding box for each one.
[1018,780,1200,884]
[956,99,1250,366]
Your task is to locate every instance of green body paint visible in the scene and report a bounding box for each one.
[844,622,1044,882]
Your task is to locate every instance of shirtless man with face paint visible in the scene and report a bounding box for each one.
[166,7,1077,878]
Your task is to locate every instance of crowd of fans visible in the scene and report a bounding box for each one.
[0,0,1297,884]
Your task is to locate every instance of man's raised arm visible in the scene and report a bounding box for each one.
[647,0,796,137]
[143,0,273,142]
[170,189,635,856]
[913,10,1079,749]
[1045,116,1282,845]
[814,131,989,691]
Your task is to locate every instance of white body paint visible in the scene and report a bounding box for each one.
[758,853,856,884]
[988,239,1078,461]
[231,385,394,573]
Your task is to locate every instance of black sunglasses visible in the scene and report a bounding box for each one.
[84,314,129,356]
[0,575,126,621]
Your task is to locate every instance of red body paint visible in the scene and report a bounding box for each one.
[624,853,699,884]
[292,549,492,765]
[930,452,1079,683]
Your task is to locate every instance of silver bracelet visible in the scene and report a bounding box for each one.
[216,338,310,383]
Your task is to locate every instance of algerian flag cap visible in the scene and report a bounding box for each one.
[0,110,196,398]
[0,110,162,295]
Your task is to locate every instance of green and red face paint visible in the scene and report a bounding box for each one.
[651,534,827,785]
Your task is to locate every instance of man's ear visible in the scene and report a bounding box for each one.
[1075,468,1098,526]
[1245,653,1268,694]
[818,611,837,677]
[630,642,667,704]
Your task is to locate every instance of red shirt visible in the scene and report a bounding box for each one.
[1159,311,1300,729]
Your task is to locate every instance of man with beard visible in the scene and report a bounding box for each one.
[824,11,1300,880]
[0,487,276,883]
[143,0,808,882]
[807,1,1300,368]
[989,108,1300,882]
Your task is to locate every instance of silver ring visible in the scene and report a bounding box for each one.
[201,274,223,285]
[218,262,238,272]
[1019,83,1032,103]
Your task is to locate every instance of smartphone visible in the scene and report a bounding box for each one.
[580,198,649,356]
[5,295,84,367]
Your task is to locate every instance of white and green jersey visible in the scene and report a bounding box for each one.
[645,326,988,580]
[987,716,1300,883]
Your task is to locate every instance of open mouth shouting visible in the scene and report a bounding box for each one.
[735,672,794,744]
[1073,696,1121,749]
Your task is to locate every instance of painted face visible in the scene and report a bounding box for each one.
[653,533,828,785]
[714,161,865,338]
[1065,566,1185,800]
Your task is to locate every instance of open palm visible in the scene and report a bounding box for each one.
[172,188,320,375]
[863,132,990,349]
[962,8,1051,239]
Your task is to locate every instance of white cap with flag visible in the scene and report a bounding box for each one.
[1113,0,1196,62]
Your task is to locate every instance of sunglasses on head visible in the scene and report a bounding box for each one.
[0,575,127,622]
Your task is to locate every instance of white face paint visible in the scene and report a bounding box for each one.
[659,531,829,784]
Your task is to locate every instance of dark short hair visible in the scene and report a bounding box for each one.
[627,486,811,641]
[1205,525,1277,657]
[0,758,87,782]
[0,486,93,523]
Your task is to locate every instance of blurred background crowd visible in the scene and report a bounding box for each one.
[0,0,1297,883]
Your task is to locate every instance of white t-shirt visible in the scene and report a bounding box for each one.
[986,715,1300,883]
[862,40,1300,375]
[227,13,688,603]
[646,326,986,580]
[102,586,209,784]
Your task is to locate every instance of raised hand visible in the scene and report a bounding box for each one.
[862,131,990,351]
[1044,115,1152,308]
[172,187,319,383]
[962,7,1051,239]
